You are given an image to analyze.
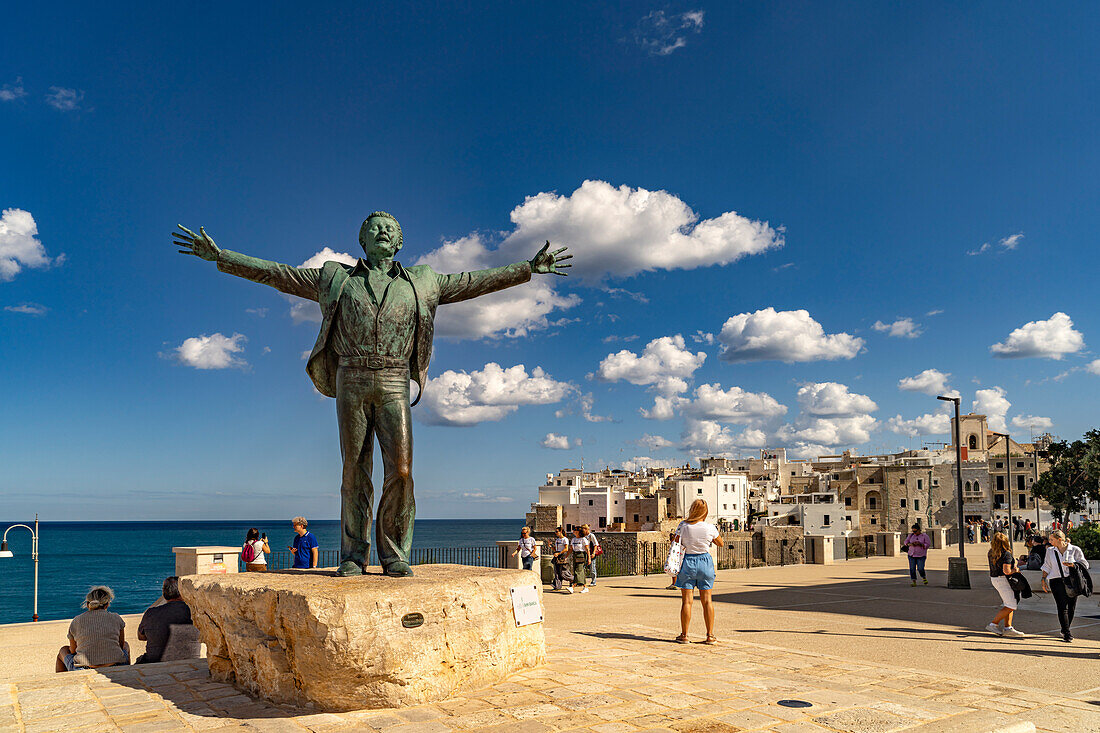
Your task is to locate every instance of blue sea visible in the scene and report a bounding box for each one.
[0,519,522,624]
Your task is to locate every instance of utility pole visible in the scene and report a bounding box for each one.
[938,395,969,588]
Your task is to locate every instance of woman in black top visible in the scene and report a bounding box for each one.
[985,532,1026,637]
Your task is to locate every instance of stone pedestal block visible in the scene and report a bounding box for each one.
[179,565,546,712]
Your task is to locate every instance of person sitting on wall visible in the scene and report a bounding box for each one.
[135,576,193,664]
[56,586,130,672]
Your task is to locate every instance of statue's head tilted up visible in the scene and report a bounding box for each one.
[358,211,403,260]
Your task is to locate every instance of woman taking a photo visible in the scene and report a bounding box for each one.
[1040,529,1090,642]
[672,499,724,644]
[903,523,930,586]
[242,528,270,572]
[985,532,1026,637]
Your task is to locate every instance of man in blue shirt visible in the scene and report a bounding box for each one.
[288,517,319,569]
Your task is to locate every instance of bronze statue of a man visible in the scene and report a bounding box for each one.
[173,213,570,577]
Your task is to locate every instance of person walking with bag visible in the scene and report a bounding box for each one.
[985,532,1027,637]
[903,523,930,586]
[1040,529,1090,642]
[511,526,540,571]
[550,526,571,591]
[582,524,602,587]
[242,528,270,572]
[569,527,590,594]
[672,499,724,644]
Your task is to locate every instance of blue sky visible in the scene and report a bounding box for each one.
[2,3,1098,520]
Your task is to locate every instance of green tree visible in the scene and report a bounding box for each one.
[1032,431,1100,516]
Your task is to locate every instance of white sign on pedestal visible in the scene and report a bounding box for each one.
[509,584,543,627]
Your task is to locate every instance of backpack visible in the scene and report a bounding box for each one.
[241,541,257,563]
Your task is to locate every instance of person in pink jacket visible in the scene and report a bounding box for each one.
[903,523,931,586]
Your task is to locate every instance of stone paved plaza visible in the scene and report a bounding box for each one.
[5,553,1100,733]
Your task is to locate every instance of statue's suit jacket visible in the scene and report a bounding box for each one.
[216,250,532,405]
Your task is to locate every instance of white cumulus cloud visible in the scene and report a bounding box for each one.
[0,208,61,280]
[872,317,922,338]
[682,383,787,423]
[416,181,781,338]
[990,312,1084,360]
[540,433,576,450]
[887,413,950,437]
[418,363,574,426]
[1011,415,1053,431]
[165,333,248,370]
[897,369,958,398]
[417,233,580,339]
[968,232,1023,256]
[680,419,768,456]
[717,308,863,362]
[973,387,1010,433]
[775,382,878,448]
[635,434,676,451]
[595,335,706,395]
[1088,360,1100,376]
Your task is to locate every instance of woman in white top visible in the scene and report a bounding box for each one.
[672,499,724,644]
[1040,529,1090,642]
[243,528,271,572]
[511,526,540,572]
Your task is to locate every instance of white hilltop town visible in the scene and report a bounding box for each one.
[528,412,1062,537]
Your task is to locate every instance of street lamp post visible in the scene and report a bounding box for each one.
[938,396,969,588]
[0,515,40,622]
[993,432,1014,553]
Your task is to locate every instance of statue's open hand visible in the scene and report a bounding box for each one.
[530,241,572,276]
[173,225,221,262]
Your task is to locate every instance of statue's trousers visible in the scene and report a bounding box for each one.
[335,365,414,569]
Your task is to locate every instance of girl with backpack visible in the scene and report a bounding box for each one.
[242,528,270,572]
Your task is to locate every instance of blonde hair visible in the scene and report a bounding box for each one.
[1050,529,1067,542]
[83,586,114,610]
[987,532,1012,565]
[520,526,530,534]
[686,499,708,524]
[292,516,308,528]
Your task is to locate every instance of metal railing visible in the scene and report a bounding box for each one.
[248,545,502,572]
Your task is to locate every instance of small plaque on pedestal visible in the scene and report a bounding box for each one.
[510,584,543,626]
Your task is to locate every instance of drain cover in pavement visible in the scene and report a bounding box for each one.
[777,700,813,708]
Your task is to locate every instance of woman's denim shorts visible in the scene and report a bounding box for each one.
[675,552,715,590]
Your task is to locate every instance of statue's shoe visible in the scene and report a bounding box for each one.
[383,561,414,577]
[335,560,363,576]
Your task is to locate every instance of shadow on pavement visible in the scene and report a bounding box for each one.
[575,631,679,644]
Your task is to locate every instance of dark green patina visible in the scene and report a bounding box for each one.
[173,213,570,577]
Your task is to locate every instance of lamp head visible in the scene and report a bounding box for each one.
[936,395,959,403]
[0,540,11,558]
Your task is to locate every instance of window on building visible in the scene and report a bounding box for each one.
[900,499,907,508]
[697,488,703,495]
[965,481,971,492]
[599,517,606,528]
[723,504,728,510]
[996,462,1003,469]
[996,476,1005,491]
[1016,461,1024,468]
[917,479,923,491]
[556,480,561,486]
[900,478,905,485]
[1019,495,1026,509]
[823,514,831,526]
[1017,475,1025,491]
[614,500,618,504]
[914,499,920,511]
[941,500,947,507]
[995,494,1004,507]
[588,500,593,506]
[871,517,878,525]
[969,435,978,449]
[633,514,639,522]
[844,497,852,507]
[833,473,840,480]
[868,496,878,509]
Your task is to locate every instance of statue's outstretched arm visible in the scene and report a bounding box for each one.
[436,241,571,304]
[173,225,322,301]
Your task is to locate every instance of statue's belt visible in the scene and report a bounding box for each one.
[338,354,410,370]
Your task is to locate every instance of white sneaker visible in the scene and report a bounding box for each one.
[985,622,1003,636]
[1003,627,1027,638]
[566,587,574,594]
[580,587,589,593]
